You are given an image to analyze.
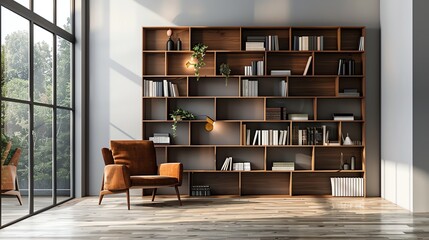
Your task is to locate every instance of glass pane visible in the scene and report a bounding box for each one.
[1,7,30,101]
[56,37,72,107]
[33,0,53,23]
[14,0,30,9]
[1,101,30,226]
[33,25,53,104]
[56,109,72,202]
[33,106,53,211]
[57,0,71,33]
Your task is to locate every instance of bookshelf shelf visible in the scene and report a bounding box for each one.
[143,26,366,197]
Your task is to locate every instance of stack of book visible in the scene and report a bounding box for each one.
[266,107,287,120]
[338,88,360,97]
[293,126,327,145]
[232,162,251,171]
[288,114,309,120]
[244,60,264,76]
[330,177,364,197]
[245,35,280,51]
[143,79,179,97]
[191,185,211,196]
[149,133,170,144]
[250,129,289,146]
[241,79,258,96]
[333,113,354,121]
[270,70,291,76]
[272,162,295,171]
[293,36,324,51]
[337,59,356,75]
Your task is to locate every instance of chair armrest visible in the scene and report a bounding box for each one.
[103,164,131,191]
[159,163,183,186]
[1,165,17,190]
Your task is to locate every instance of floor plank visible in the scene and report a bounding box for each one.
[0,196,428,239]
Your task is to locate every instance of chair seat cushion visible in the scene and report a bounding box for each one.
[130,175,178,187]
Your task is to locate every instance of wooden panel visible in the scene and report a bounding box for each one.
[216,98,264,120]
[266,98,314,120]
[143,53,165,75]
[241,27,290,50]
[143,122,189,145]
[317,98,362,120]
[168,147,215,170]
[143,98,166,120]
[288,77,336,96]
[340,28,364,51]
[167,52,215,76]
[192,172,239,195]
[191,122,240,145]
[314,52,363,75]
[143,27,190,50]
[241,172,290,195]
[189,77,239,96]
[266,147,312,170]
[191,28,240,50]
[314,147,363,170]
[267,52,312,75]
[292,172,362,195]
[216,52,265,75]
[168,98,214,120]
[291,28,339,50]
[216,147,265,170]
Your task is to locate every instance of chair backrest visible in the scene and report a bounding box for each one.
[101,148,114,165]
[110,140,157,175]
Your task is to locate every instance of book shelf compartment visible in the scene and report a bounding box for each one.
[142,26,366,197]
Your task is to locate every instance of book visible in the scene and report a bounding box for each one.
[303,56,312,76]
[333,113,354,121]
[288,114,309,121]
[246,129,251,145]
[271,70,291,76]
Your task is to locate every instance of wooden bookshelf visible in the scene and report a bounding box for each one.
[142,26,366,197]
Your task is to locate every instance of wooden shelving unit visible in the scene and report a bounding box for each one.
[142,26,366,197]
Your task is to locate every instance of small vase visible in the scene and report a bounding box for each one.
[177,38,182,50]
[167,37,174,51]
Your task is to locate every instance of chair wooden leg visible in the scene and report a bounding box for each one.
[174,186,182,206]
[16,192,23,206]
[126,189,130,210]
[151,188,157,202]
[98,193,104,205]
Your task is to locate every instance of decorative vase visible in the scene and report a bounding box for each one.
[177,38,182,50]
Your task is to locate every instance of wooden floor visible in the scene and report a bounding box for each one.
[0,196,428,239]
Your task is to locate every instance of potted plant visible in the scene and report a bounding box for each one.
[170,108,196,137]
[219,63,231,86]
[186,43,208,81]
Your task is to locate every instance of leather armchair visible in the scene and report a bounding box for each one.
[1,148,23,205]
[99,140,183,209]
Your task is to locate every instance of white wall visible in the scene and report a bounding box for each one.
[89,0,381,196]
[380,0,413,210]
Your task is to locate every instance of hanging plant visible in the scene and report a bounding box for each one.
[169,108,196,137]
[186,43,208,80]
[219,63,231,86]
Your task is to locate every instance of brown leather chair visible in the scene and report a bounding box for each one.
[1,148,23,205]
[99,140,183,209]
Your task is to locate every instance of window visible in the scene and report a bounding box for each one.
[1,0,75,227]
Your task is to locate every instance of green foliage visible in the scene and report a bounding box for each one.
[186,43,208,80]
[169,108,196,138]
[219,63,231,86]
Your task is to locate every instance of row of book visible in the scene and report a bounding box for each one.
[220,157,251,171]
[330,177,364,197]
[245,35,280,51]
[191,185,211,196]
[244,60,264,76]
[272,162,295,171]
[293,36,324,51]
[337,59,356,75]
[243,128,290,146]
[266,107,288,120]
[338,88,360,97]
[143,79,180,97]
[292,126,328,146]
[241,79,258,96]
[148,133,170,144]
